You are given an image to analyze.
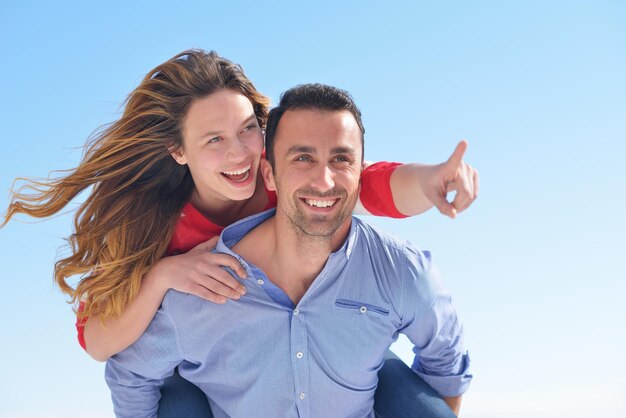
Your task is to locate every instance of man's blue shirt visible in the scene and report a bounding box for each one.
[105,209,472,418]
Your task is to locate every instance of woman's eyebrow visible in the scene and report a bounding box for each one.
[199,113,257,139]
[240,114,257,126]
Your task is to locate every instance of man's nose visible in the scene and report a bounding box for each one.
[309,164,335,192]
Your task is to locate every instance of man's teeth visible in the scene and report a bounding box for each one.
[222,166,251,175]
[305,199,336,208]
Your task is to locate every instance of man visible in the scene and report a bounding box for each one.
[106,84,472,417]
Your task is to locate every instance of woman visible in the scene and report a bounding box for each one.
[2,49,476,416]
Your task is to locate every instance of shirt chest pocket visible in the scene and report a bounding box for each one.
[330,298,395,375]
[335,298,390,316]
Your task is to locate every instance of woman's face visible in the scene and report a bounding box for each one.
[172,89,264,205]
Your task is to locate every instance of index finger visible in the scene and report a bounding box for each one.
[446,140,468,168]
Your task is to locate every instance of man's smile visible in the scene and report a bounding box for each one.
[302,198,339,208]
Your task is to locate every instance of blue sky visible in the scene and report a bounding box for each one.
[1,1,625,417]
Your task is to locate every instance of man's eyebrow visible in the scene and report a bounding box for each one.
[286,145,316,155]
[285,145,357,155]
[330,146,356,155]
[199,114,257,139]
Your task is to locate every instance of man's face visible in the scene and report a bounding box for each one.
[262,108,363,239]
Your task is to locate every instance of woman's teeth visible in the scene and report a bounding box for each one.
[222,165,251,176]
[221,165,251,182]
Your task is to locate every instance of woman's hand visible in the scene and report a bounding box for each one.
[83,237,246,361]
[147,237,248,304]
[391,140,479,218]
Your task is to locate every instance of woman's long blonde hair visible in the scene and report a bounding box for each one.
[2,49,270,321]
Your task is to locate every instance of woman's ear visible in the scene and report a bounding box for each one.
[169,146,187,165]
[261,159,276,192]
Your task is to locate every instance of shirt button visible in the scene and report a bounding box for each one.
[293,308,299,315]
[359,306,367,314]
[299,392,306,400]
[257,279,265,285]
[296,351,303,359]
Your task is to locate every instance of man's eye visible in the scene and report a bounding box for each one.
[208,136,222,144]
[295,155,313,162]
[333,156,350,163]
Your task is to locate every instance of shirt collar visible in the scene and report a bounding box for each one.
[215,208,359,264]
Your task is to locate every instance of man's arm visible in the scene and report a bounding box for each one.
[104,293,183,418]
[105,362,170,418]
[396,249,472,415]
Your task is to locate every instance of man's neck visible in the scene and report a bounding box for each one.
[233,211,352,305]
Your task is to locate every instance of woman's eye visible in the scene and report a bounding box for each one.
[242,124,258,133]
[207,136,222,144]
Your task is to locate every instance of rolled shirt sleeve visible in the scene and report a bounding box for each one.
[105,293,183,418]
[398,248,472,397]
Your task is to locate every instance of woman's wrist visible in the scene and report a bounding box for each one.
[141,258,172,296]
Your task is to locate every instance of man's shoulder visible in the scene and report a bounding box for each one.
[161,289,218,318]
[351,217,441,297]
[352,216,430,261]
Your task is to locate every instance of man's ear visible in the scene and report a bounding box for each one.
[261,158,276,192]
[169,146,188,166]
